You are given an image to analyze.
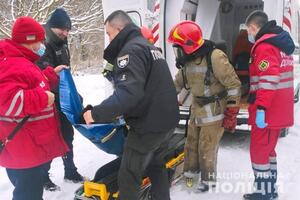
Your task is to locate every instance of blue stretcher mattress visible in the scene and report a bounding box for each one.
[59,69,125,155]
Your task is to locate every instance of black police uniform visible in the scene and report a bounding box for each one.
[92,23,179,200]
[36,25,81,182]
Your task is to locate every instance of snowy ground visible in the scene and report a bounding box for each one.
[1,65,300,200]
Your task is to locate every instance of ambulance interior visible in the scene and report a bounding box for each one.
[208,0,264,108]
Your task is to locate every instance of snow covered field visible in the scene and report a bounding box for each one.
[1,66,300,200]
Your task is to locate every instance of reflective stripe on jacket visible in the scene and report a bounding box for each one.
[248,34,294,128]
[0,39,68,169]
[174,49,241,126]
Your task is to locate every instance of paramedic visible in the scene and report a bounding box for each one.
[0,16,68,200]
[244,10,295,200]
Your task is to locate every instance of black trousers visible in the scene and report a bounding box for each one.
[118,129,173,200]
[45,112,77,179]
[6,163,48,200]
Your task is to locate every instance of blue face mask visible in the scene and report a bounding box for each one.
[248,34,255,44]
[36,44,46,57]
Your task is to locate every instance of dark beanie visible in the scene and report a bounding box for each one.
[48,8,71,30]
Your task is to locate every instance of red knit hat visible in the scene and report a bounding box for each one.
[12,16,45,44]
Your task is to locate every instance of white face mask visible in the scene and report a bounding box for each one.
[248,34,255,44]
[36,44,46,57]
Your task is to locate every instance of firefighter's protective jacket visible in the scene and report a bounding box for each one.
[174,49,241,126]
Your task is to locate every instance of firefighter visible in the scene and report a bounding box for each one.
[168,21,241,192]
[244,11,295,200]
[83,10,179,200]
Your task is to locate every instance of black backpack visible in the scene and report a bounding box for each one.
[204,40,228,86]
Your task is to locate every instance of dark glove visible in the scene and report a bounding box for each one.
[78,104,93,124]
[222,107,240,133]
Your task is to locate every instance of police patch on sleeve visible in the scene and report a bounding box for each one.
[258,60,269,71]
[117,55,129,68]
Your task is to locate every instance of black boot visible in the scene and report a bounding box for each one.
[243,192,274,200]
[62,148,84,183]
[64,170,84,183]
[197,181,216,192]
[270,168,278,199]
[44,176,61,191]
[271,192,278,199]
[244,175,276,200]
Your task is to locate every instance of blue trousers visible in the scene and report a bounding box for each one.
[6,163,47,200]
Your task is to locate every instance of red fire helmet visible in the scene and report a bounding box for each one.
[168,20,204,54]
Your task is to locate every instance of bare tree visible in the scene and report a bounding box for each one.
[0,0,104,71]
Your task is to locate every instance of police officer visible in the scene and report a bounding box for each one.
[244,11,294,200]
[36,8,84,191]
[83,10,179,200]
[168,21,241,192]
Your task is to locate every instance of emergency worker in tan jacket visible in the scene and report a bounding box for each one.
[168,21,241,192]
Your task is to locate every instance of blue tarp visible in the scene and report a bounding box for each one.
[59,69,125,155]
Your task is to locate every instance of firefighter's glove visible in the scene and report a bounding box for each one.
[222,107,239,133]
[256,109,268,129]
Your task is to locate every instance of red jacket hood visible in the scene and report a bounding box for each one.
[0,39,40,63]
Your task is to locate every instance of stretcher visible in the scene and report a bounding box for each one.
[59,69,188,200]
